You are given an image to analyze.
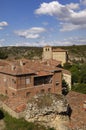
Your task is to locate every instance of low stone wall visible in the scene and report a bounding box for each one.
[0,101,24,119]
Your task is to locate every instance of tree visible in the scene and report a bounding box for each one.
[62,79,69,95]
[0,51,8,59]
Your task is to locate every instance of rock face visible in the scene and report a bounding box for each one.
[25,93,71,130]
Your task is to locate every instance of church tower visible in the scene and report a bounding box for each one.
[43,46,52,60]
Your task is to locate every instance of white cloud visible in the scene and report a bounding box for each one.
[80,0,86,5]
[35,1,86,31]
[60,22,86,32]
[35,1,71,20]
[15,27,46,39]
[0,21,8,30]
[66,3,80,10]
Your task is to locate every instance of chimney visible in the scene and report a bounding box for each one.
[20,60,26,66]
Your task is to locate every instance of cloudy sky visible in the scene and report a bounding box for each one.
[0,0,86,46]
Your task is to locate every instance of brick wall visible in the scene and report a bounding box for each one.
[0,69,62,98]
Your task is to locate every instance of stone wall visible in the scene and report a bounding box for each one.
[0,101,25,119]
[63,73,71,90]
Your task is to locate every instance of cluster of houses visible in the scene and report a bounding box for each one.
[0,46,71,99]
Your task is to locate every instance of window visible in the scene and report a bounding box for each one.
[48,48,49,51]
[4,78,6,82]
[56,81,59,86]
[26,78,30,84]
[5,90,8,94]
[12,79,16,84]
[45,48,47,51]
[12,93,15,96]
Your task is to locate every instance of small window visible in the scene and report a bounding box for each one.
[48,48,49,51]
[26,78,30,84]
[4,78,7,82]
[12,79,16,84]
[45,48,47,51]
[56,81,59,86]
[12,93,15,96]
[5,90,8,94]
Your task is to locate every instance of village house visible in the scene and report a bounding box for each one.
[0,59,62,98]
[42,59,71,90]
[43,45,68,66]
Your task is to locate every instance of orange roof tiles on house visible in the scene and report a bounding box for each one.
[0,65,36,76]
[35,71,53,77]
[15,104,26,113]
[42,59,61,67]
[0,59,61,76]
[67,91,86,129]
[4,96,27,112]
[0,60,10,66]
[60,68,71,75]
[52,48,67,52]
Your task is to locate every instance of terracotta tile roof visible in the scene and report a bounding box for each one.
[52,48,67,52]
[35,71,53,76]
[0,60,9,66]
[67,91,86,129]
[42,59,61,67]
[4,96,27,113]
[0,65,35,76]
[0,59,61,76]
[61,68,71,75]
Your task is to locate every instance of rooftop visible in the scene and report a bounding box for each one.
[0,59,61,76]
[67,91,86,129]
[52,48,67,52]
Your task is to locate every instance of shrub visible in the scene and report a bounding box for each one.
[72,83,86,94]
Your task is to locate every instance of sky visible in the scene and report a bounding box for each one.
[0,0,86,47]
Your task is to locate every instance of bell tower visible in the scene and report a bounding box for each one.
[43,46,52,60]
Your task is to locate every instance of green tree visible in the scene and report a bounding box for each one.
[63,62,72,70]
[0,51,8,59]
[62,79,69,95]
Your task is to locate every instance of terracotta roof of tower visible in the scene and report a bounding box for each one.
[52,48,67,52]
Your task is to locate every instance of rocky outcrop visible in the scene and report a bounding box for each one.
[25,93,71,130]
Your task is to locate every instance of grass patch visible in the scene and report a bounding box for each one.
[0,94,8,101]
[1,109,54,130]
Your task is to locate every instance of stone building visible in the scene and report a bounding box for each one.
[43,46,68,66]
[42,59,71,90]
[0,59,62,98]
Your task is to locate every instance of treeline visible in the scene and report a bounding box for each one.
[0,45,86,61]
[0,46,43,60]
[63,62,86,94]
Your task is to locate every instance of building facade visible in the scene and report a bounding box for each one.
[0,59,62,98]
[43,46,68,65]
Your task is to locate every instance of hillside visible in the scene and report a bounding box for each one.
[54,45,86,63]
[0,45,86,63]
[0,46,43,60]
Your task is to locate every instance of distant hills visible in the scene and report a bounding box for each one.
[0,45,86,63]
